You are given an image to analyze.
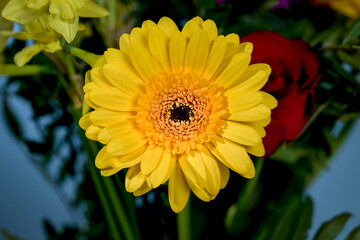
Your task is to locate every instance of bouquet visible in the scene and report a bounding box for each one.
[1,0,359,239]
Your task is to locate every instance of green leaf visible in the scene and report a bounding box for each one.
[314,213,352,240]
[342,18,360,44]
[337,51,360,70]
[346,225,360,240]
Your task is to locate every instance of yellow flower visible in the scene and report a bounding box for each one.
[2,0,108,43]
[310,0,360,18]
[79,16,277,213]
[0,0,12,53]
[330,0,360,18]
[1,14,61,67]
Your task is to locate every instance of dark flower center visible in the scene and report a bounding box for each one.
[170,103,193,122]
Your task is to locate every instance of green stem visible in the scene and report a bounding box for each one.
[114,174,139,233]
[320,45,360,51]
[103,178,140,240]
[88,154,124,240]
[0,64,53,76]
[64,45,101,68]
[72,108,123,240]
[237,158,264,208]
[177,197,191,240]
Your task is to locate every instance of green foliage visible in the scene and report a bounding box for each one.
[314,213,352,240]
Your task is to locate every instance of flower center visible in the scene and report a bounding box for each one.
[135,72,226,154]
[148,86,211,141]
[169,103,193,122]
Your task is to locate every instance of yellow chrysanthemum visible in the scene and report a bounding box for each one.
[2,0,108,43]
[1,14,61,67]
[79,16,277,213]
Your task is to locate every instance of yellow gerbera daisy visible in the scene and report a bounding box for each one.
[79,16,277,213]
[2,0,108,43]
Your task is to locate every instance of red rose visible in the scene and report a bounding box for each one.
[241,30,321,156]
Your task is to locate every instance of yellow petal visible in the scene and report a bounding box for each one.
[140,145,164,176]
[157,17,179,38]
[226,69,268,94]
[226,91,263,112]
[169,162,190,213]
[182,18,201,39]
[146,150,172,188]
[119,33,130,55]
[201,19,218,43]
[103,64,143,97]
[97,119,135,144]
[219,121,261,146]
[200,148,221,196]
[79,112,92,130]
[27,0,49,9]
[48,13,78,43]
[125,164,146,192]
[203,35,226,79]
[91,67,113,88]
[184,30,209,73]
[90,108,133,127]
[133,182,152,196]
[78,1,109,18]
[95,146,114,169]
[101,168,121,176]
[112,144,147,169]
[179,152,206,188]
[2,0,44,24]
[206,136,255,178]
[85,124,102,140]
[238,42,253,54]
[148,26,171,72]
[187,180,212,202]
[129,41,160,81]
[224,33,240,60]
[107,130,148,156]
[217,161,229,189]
[246,144,265,157]
[260,91,277,109]
[14,44,42,67]
[103,49,143,85]
[214,52,251,89]
[141,20,156,32]
[129,27,148,50]
[162,155,177,184]
[49,0,75,19]
[89,87,135,111]
[227,104,271,122]
[169,30,186,73]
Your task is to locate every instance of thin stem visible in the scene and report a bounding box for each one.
[72,108,123,240]
[88,156,124,240]
[64,45,101,68]
[103,178,140,240]
[177,197,191,240]
[320,44,360,51]
[237,158,264,208]
[114,174,139,233]
[0,64,52,76]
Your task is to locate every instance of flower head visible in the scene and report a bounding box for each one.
[79,16,276,213]
[1,14,61,66]
[2,0,108,43]
[242,30,321,156]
